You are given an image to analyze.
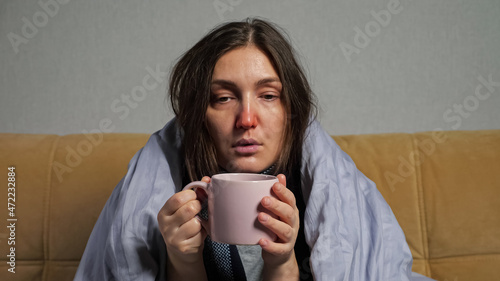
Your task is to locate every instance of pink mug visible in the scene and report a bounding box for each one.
[183,173,278,245]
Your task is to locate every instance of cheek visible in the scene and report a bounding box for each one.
[206,115,229,144]
[267,108,286,139]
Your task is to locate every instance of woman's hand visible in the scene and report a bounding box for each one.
[157,176,210,281]
[258,174,300,280]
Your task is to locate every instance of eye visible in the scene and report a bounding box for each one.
[217,96,231,103]
[261,93,279,101]
[211,93,235,104]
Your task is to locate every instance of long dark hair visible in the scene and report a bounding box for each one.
[169,18,316,181]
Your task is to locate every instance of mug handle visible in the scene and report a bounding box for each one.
[183,181,210,234]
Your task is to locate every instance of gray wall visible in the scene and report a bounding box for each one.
[1,0,499,136]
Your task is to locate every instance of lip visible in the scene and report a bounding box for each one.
[233,138,261,154]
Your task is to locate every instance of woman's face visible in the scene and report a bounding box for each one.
[206,45,285,173]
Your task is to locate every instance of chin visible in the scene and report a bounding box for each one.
[224,159,269,174]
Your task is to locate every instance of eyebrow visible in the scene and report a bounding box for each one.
[211,78,281,88]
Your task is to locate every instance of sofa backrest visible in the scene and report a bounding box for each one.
[1,133,149,281]
[334,130,500,281]
[1,129,499,281]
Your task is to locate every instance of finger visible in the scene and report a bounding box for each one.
[258,237,292,257]
[184,229,207,248]
[261,195,296,226]
[158,198,202,229]
[271,182,296,208]
[162,190,197,215]
[277,173,286,187]
[171,199,203,226]
[258,212,296,243]
[177,216,204,239]
[201,176,211,183]
[168,228,207,255]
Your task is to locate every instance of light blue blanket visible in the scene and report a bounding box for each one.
[74,118,434,281]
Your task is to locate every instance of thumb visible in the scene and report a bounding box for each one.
[201,176,211,183]
[277,174,286,186]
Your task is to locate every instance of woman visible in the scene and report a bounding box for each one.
[75,18,433,281]
[158,18,314,281]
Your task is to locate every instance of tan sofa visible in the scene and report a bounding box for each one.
[1,129,499,281]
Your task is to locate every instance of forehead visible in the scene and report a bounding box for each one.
[212,45,280,82]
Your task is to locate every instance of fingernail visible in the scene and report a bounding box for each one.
[262,197,270,206]
[274,183,282,192]
[260,213,269,222]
